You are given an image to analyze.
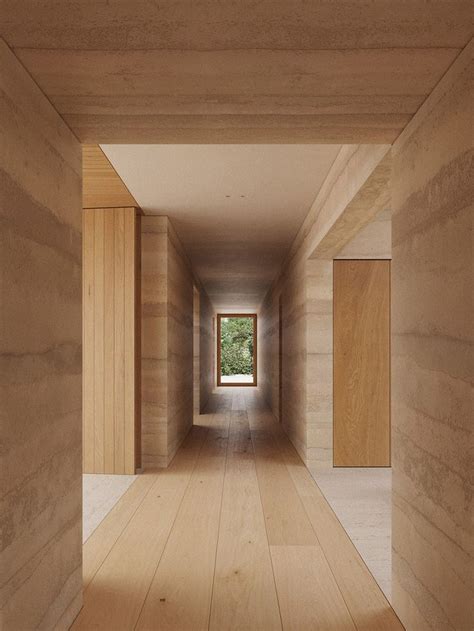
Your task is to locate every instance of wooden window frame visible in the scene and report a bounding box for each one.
[217,313,257,387]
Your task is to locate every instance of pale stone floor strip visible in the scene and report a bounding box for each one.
[83,473,138,542]
[308,466,392,601]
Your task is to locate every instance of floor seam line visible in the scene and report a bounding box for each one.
[83,474,157,593]
[207,402,232,631]
[246,389,285,631]
[255,390,374,631]
[132,425,211,631]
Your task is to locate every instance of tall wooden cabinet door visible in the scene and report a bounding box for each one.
[82,207,140,474]
[333,260,390,466]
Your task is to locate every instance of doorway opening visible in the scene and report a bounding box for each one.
[217,314,257,386]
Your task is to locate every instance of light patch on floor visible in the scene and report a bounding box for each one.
[83,474,138,542]
[308,467,392,601]
[220,374,254,383]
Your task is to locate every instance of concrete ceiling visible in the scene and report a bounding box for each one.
[1,2,471,144]
[101,144,341,309]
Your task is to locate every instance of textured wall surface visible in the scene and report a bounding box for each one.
[336,207,391,259]
[167,224,194,459]
[260,256,333,468]
[391,45,473,631]
[193,287,200,415]
[199,288,215,412]
[260,255,308,461]
[260,286,280,419]
[0,39,82,629]
[305,259,333,469]
[259,144,390,466]
[141,217,194,467]
[141,217,168,467]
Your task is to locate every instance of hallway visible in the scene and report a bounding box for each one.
[73,388,402,631]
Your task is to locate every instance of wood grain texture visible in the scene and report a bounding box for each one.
[93,210,105,472]
[141,216,194,468]
[250,418,317,546]
[74,388,402,630]
[83,473,156,590]
[83,207,140,474]
[268,414,403,631]
[83,210,95,473]
[134,213,142,470]
[114,208,126,473]
[333,260,391,467]
[83,145,137,209]
[74,430,207,631]
[270,545,356,630]
[209,412,282,630]
[135,456,227,630]
[391,41,473,631]
[0,38,82,630]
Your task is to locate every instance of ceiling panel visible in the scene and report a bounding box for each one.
[101,144,342,308]
[1,2,470,144]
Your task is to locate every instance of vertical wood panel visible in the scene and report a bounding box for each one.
[93,211,105,472]
[124,209,136,474]
[83,211,95,472]
[83,207,138,473]
[104,210,115,473]
[114,208,126,472]
[135,214,142,470]
[333,260,390,467]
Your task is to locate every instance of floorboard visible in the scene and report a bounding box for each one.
[209,409,282,630]
[73,387,404,631]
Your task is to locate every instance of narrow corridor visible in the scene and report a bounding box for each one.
[73,388,402,631]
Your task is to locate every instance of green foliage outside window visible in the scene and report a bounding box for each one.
[220,317,254,376]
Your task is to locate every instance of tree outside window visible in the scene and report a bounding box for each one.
[220,317,254,376]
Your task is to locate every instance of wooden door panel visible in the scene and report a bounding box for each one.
[333,260,390,466]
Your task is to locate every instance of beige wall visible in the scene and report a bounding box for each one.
[83,207,141,474]
[391,44,473,631]
[199,289,215,412]
[305,259,334,468]
[260,255,308,461]
[167,223,194,458]
[193,287,200,416]
[260,286,280,419]
[259,144,391,466]
[336,207,391,259]
[141,216,194,467]
[0,39,82,629]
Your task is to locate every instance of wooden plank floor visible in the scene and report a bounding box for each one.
[73,388,404,631]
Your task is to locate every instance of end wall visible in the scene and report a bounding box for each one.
[141,217,194,467]
[0,40,82,629]
[260,254,308,461]
[259,144,391,466]
[391,43,473,631]
[199,289,215,412]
